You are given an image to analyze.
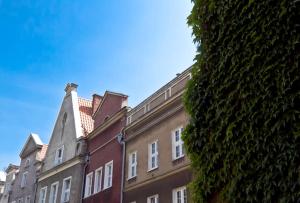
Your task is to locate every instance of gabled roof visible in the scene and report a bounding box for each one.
[78,97,94,136]
[92,91,128,119]
[5,164,19,173]
[31,133,43,145]
[19,133,44,158]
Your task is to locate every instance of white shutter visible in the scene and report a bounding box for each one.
[84,174,89,197]
[172,131,176,160]
[148,144,151,170]
[128,154,132,178]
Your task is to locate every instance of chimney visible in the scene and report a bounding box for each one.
[92,94,103,116]
[65,83,78,95]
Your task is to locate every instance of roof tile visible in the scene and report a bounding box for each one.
[78,97,94,136]
[39,145,48,160]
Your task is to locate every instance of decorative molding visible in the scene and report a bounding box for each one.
[124,165,190,192]
[38,157,83,182]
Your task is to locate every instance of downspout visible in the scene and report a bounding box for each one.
[33,178,38,203]
[81,153,89,203]
[33,161,43,203]
[120,127,126,203]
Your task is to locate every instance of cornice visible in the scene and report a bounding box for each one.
[124,165,191,192]
[38,156,84,182]
[125,93,185,142]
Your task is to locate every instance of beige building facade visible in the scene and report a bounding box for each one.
[124,68,192,203]
[36,83,93,203]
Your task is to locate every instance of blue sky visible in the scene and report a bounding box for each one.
[0,0,195,170]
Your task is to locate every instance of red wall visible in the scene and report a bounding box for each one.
[83,116,126,203]
[94,94,126,127]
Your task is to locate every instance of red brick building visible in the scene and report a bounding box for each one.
[83,91,128,203]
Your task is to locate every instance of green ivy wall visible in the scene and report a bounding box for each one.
[183,0,300,202]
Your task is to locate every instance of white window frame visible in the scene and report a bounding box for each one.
[172,186,187,203]
[172,127,185,160]
[148,140,158,171]
[21,171,28,188]
[94,167,102,194]
[61,176,72,203]
[49,181,59,203]
[39,186,47,203]
[103,160,113,189]
[84,172,93,198]
[54,146,64,165]
[25,196,30,203]
[147,194,159,203]
[128,151,137,179]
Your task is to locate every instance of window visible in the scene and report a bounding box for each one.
[39,187,47,203]
[148,141,158,171]
[84,172,93,197]
[54,146,64,165]
[61,177,72,202]
[17,198,23,203]
[172,127,185,160]
[128,151,137,179]
[25,196,30,203]
[147,194,159,203]
[94,167,102,194]
[21,172,28,188]
[25,159,30,168]
[49,182,59,203]
[103,161,113,189]
[172,186,187,203]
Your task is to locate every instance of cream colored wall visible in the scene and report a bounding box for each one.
[42,91,80,172]
[125,109,190,189]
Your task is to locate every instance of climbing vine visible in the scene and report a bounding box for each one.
[183,0,300,202]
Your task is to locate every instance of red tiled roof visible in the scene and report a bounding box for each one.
[39,145,48,160]
[78,97,94,136]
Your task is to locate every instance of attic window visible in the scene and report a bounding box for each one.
[25,159,30,168]
[61,112,68,139]
[55,146,64,165]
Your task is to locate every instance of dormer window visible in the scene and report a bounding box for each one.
[54,146,64,165]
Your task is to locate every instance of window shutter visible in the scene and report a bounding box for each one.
[148,144,151,170]
[128,154,132,178]
[84,175,89,197]
[171,131,175,160]
[155,141,158,167]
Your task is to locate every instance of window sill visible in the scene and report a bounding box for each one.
[127,175,137,181]
[84,190,102,199]
[84,194,92,199]
[172,155,185,165]
[172,154,185,161]
[147,166,158,172]
[102,186,112,191]
[93,190,101,195]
